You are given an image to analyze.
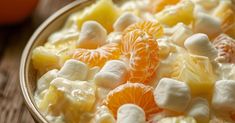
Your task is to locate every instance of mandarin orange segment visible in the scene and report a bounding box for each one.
[123,21,163,39]
[213,34,235,63]
[104,83,162,119]
[121,30,160,83]
[68,43,121,67]
[150,0,180,13]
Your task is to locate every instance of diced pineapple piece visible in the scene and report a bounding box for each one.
[213,0,233,20]
[94,106,115,123]
[155,0,194,26]
[37,69,58,93]
[170,23,193,47]
[171,54,216,98]
[213,1,235,38]
[32,46,60,74]
[39,78,96,123]
[158,116,197,123]
[76,0,120,32]
[150,0,180,13]
[39,86,64,115]
[51,78,96,112]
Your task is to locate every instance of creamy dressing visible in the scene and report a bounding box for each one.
[33,0,235,122]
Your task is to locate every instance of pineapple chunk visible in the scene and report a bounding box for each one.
[171,54,216,99]
[94,106,115,123]
[51,78,96,112]
[150,0,180,13]
[76,0,120,32]
[213,1,235,38]
[32,46,60,74]
[158,116,197,123]
[39,78,96,123]
[39,86,65,115]
[155,0,194,26]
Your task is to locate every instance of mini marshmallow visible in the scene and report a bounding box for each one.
[94,60,128,89]
[187,97,210,123]
[37,69,58,92]
[170,23,193,47]
[184,33,218,61]
[77,21,107,49]
[95,106,115,123]
[113,12,140,32]
[58,59,88,81]
[212,80,235,112]
[154,78,191,112]
[193,12,222,39]
[117,104,146,123]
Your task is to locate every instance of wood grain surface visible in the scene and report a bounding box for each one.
[0,0,73,123]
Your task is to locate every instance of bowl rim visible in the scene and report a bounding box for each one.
[19,0,92,122]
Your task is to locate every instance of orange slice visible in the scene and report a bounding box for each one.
[121,30,160,83]
[69,43,121,67]
[104,83,162,119]
[213,34,235,63]
[123,21,163,39]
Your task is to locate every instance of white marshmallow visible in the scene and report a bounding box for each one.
[37,69,58,92]
[187,97,210,123]
[170,23,193,47]
[184,33,218,61]
[58,59,88,81]
[95,106,115,123]
[94,60,128,89]
[193,12,222,39]
[77,21,107,49]
[212,80,235,112]
[117,104,146,123]
[154,78,191,112]
[113,12,140,32]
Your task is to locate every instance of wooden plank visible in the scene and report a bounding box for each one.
[0,19,36,123]
[0,0,74,122]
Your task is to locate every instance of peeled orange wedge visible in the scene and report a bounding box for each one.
[104,83,162,119]
[68,43,121,67]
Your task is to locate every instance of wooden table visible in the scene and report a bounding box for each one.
[0,0,73,122]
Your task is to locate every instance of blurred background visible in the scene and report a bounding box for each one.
[0,0,73,122]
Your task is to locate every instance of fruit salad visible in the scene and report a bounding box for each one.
[33,0,235,123]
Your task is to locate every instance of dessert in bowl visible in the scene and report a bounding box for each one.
[20,0,235,123]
